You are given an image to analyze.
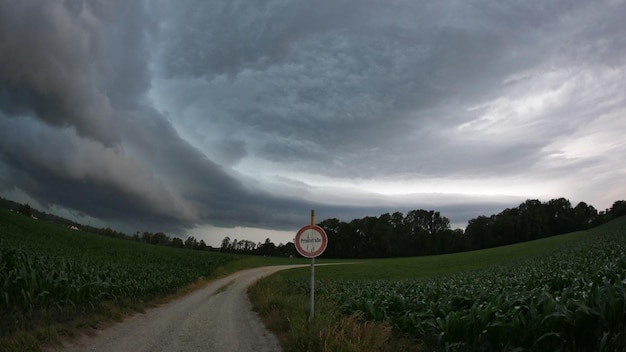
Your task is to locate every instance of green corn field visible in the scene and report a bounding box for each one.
[0,208,233,336]
[289,216,626,351]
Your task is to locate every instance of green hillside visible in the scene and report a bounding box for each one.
[252,216,626,351]
[311,228,589,281]
[0,207,235,309]
[0,208,234,351]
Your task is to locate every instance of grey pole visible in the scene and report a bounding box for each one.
[310,209,315,321]
[310,256,315,320]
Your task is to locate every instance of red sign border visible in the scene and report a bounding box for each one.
[294,224,328,258]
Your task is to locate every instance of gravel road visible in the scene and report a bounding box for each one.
[49,265,306,352]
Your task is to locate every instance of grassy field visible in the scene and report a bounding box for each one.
[0,208,305,351]
[291,230,588,281]
[250,217,626,351]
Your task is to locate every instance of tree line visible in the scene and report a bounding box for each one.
[74,227,211,251]
[316,199,626,258]
[219,236,297,257]
[3,196,624,258]
[464,199,625,249]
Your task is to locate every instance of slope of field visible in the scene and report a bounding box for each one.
[0,208,239,349]
[310,229,588,281]
[252,216,626,351]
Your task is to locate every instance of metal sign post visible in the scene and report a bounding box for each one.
[310,211,315,320]
[294,210,328,321]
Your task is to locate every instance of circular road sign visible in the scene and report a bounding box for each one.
[294,225,328,258]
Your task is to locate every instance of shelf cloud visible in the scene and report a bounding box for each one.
[1,0,624,243]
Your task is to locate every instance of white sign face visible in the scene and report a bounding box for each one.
[295,225,328,258]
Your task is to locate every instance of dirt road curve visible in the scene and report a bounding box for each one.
[49,265,306,352]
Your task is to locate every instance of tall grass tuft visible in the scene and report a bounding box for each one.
[249,275,424,351]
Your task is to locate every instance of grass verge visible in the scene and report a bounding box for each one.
[249,274,425,352]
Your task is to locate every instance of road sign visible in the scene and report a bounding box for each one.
[294,224,328,258]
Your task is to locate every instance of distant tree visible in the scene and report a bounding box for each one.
[279,242,297,257]
[18,203,32,216]
[184,236,197,249]
[220,236,231,251]
[171,237,184,248]
[356,216,380,258]
[198,240,207,251]
[375,213,396,257]
[404,210,433,255]
[546,198,576,234]
[405,209,433,235]
[492,207,520,245]
[430,211,450,235]
[153,232,171,246]
[518,199,549,240]
[319,218,347,258]
[142,231,152,243]
[243,240,256,251]
[391,211,404,230]
[258,238,277,256]
[466,215,494,249]
[609,200,626,219]
[573,202,598,229]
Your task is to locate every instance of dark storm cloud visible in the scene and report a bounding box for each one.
[0,114,201,228]
[120,107,318,229]
[0,0,190,229]
[0,0,121,144]
[0,0,317,233]
[1,0,625,239]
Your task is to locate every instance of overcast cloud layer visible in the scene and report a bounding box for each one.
[1,0,624,245]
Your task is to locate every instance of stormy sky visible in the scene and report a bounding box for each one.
[1,0,624,246]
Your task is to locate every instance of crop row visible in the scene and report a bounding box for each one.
[0,245,228,314]
[0,211,233,336]
[293,221,626,350]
